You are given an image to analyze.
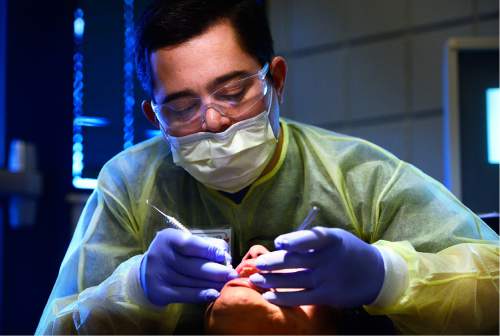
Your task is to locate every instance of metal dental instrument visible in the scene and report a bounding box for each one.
[146,199,190,233]
[296,206,320,231]
[146,199,232,267]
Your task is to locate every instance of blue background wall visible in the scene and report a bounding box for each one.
[1,1,75,333]
[269,0,499,185]
[0,0,6,330]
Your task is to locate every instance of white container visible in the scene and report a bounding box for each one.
[8,139,37,172]
[8,139,38,229]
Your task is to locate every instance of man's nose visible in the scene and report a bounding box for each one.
[203,106,232,132]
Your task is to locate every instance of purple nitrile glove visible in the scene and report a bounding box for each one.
[139,228,238,306]
[249,227,385,308]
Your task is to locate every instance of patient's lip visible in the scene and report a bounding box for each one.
[226,277,266,293]
[227,277,252,287]
[226,269,239,280]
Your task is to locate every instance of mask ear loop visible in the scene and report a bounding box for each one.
[158,120,173,146]
[152,110,180,152]
[263,86,280,139]
[150,101,168,132]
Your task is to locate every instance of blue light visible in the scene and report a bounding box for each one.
[74,17,85,38]
[72,8,87,189]
[72,161,83,174]
[73,143,83,152]
[73,177,98,190]
[73,133,83,143]
[71,3,140,190]
[74,116,110,127]
[123,0,135,149]
[73,151,83,161]
[487,88,499,164]
[73,8,85,39]
[145,129,162,138]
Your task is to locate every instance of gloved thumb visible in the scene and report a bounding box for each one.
[274,226,342,252]
[204,237,232,265]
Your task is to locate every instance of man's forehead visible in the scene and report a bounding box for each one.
[149,21,260,94]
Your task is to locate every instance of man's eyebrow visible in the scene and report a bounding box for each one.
[208,70,251,91]
[161,70,252,104]
[162,90,196,104]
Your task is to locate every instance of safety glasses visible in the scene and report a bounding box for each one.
[151,63,270,134]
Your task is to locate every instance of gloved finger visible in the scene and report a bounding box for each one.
[203,237,229,252]
[254,250,318,271]
[169,253,238,282]
[249,269,315,289]
[163,229,227,264]
[274,226,342,252]
[151,286,220,306]
[163,264,227,291]
[261,289,319,307]
[204,237,232,265]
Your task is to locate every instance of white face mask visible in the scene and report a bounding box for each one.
[166,89,280,193]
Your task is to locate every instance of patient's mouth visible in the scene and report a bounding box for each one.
[225,277,266,293]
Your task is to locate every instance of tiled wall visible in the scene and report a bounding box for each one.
[268,0,499,182]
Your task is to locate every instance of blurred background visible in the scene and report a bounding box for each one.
[0,0,498,333]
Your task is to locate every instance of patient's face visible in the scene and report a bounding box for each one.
[205,245,339,334]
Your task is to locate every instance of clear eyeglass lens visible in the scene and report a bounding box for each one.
[156,68,268,132]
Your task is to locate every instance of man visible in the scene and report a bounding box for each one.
[36,0,499,334]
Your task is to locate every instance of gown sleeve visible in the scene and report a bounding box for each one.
[35,164,183,334]
[361,160,499,334]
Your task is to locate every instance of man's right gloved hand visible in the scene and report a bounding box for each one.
[139,228,237,306]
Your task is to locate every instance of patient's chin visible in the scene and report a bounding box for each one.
[204,245,340,334]
[205,282,338,334]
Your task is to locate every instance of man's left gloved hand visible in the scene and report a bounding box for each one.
[249,227,385,308]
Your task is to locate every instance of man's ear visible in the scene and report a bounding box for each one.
[142,100,160,128]
[270,56,287,104]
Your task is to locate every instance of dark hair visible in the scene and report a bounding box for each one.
[135,0,275,98]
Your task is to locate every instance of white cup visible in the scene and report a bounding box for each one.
[7,139,38,228]
[8,139,37,172]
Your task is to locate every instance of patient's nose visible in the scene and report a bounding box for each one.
[243,245,269,261]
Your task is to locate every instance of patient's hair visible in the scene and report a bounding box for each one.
[135,0,275,98]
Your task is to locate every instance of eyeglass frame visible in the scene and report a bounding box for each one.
[151,62,270,132]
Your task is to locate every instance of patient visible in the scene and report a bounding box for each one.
[205,245,340,334]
